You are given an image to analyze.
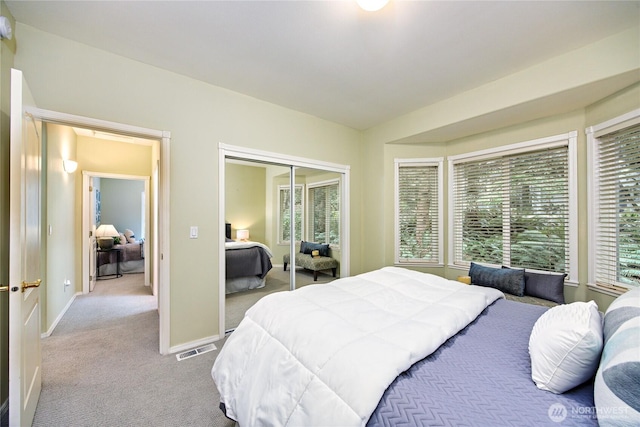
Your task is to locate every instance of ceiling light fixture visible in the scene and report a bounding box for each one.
[357,0,390,12]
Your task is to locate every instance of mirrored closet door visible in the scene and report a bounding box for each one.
[219,145,349,335]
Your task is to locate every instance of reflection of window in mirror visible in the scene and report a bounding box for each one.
[307,178,340,247]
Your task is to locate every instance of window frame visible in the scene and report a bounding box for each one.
[306,179,341,248]
[448,132,578,284]
[586,108,640,296]
[394,158,444,266]
[277,183,304,245]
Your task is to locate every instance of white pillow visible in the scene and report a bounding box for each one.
[124,229,136,244]
[529,300,603,394]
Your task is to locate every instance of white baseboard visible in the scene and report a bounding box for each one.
[169,334,221,355]
[41,292,81,338]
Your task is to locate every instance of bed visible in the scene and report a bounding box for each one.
[97,241,144,276]
[225,241,273,294]
[212,266,640,426]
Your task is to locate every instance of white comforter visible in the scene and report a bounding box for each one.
[212,266,503,426]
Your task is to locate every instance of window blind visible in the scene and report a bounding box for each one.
[594,123,640,289]
[397,165,439,263]
[279,185,303,243]
[308,182,340,245]
[453,146,570,273]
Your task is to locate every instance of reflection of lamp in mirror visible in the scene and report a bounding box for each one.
[96,224,119,250]
[236,229,249,241]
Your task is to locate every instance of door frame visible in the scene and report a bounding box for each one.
[25,107,172,355]
[218,143,351,338]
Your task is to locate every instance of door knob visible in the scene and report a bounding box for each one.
[21,279,42,292]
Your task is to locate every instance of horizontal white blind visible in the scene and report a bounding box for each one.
[279,185,303,243]
[453,146,569,273]
[309,182,340,245]
[595,123,640,288]
[398,165,439,262]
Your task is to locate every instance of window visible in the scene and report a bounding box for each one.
[588,112,640,292]
[395,159,443,265]
[278,184,303,244]
[308,180,340,246]
[449,133,577,281]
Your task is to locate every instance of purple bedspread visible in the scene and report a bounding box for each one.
[367,299,597,427]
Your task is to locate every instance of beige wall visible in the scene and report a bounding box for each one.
[77,136,153,176]
[43,123,78,332]
[586,82,640,126]
[225,162,267,243]
[0,0,15,409]
[13,23,363,348]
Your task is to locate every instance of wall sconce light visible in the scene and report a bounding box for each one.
[236,229,249,241]
[0,16,12,40]
[63,160,78,173]
[356,0,389,12]
[95,224,119,250]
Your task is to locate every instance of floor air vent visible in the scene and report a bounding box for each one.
[176,343,217,361]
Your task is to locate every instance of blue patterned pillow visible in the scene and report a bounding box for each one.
[300,241,330,257]
[501,266,566,304]
[594,288,640,426]
[524,270,566,304]
[469,262,525,296]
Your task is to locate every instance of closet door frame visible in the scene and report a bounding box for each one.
[218,143,350,337]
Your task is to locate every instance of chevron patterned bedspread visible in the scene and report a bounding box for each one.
[367,299,597,427]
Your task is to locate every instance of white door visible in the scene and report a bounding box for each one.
[89,176,97,291]
[8,68,43,427]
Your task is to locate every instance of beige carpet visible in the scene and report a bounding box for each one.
[225,266,337,330]
[33,273,235,427]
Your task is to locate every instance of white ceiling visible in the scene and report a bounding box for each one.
[6,1,640,131]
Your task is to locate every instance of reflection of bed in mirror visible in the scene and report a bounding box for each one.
[97,241,144,276]
[225,223,273,294]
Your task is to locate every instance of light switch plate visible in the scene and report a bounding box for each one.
[190,226,198,239]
